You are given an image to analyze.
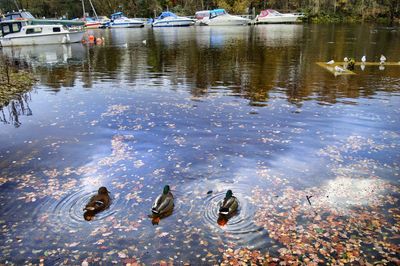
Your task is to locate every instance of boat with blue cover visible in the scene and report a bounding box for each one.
[200,9,249,26]
[152,12,195,27]
[104,12,144,28]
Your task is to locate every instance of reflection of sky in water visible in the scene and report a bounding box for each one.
[0,25,399,264]
[316,177,387,210]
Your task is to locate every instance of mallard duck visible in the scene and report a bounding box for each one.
[347,58,355,70]
[83,187,110,221]
[217,190,239,226]
[219,190,238,216]
[151,185,174,224]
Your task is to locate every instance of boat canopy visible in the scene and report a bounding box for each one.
[195,10,210,19]
[209,9,226,18]
[1,11,35,21]
[84,17,97,22]
[259,9,282,17]
[111,12,125,20]
[156,12,178,19]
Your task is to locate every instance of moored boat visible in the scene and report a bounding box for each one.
[1,10,85,27]
[152,12,195,27]
[83,17,102,29]
[104,12,144,28]
[195,10,210,20]
[200,9,249,26]
[0,20,84,46]
[255,9,304,24]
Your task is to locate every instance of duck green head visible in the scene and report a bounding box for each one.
[225,190,233,199]
[163,185,170,195]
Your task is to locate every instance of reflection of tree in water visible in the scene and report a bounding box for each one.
[0,93,32,128]
[4,26,398,105]
[145,25,400,106]
[0,55,34,127]
[33,45,124,90]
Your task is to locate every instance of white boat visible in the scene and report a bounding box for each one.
[152,12,195,27]
[255,9,304,24]
[200,9,249,26]
[105,12,144,28]
[0,20,84,46]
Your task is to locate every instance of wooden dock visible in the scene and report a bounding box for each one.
[316,61,400,76]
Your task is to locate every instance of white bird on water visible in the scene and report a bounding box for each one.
[344,57,349,62]
[142,40,147,45]
[326,60,335,65]
[334,66,345,72]
[361,55,366,63]
[380,54,386,64]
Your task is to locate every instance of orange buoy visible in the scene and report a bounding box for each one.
[88,35,95,43]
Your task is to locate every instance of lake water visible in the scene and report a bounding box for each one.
[1,24,399,265]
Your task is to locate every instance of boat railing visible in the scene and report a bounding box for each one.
[238,14,254,20]
[131,18,149,22]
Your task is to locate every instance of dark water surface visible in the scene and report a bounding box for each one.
[1,24,399,265]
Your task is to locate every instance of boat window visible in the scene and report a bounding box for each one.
[26,27,42,34]
[22,12,35,19]
[12,23,21,32]
[53,27,61,32]
[6,14,22,20]
[112,14,122,20]
[2,24,11,35]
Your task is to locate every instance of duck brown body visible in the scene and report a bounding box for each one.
[84,187,110,221]
[217,190,239,226]
[219,196,238,216]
